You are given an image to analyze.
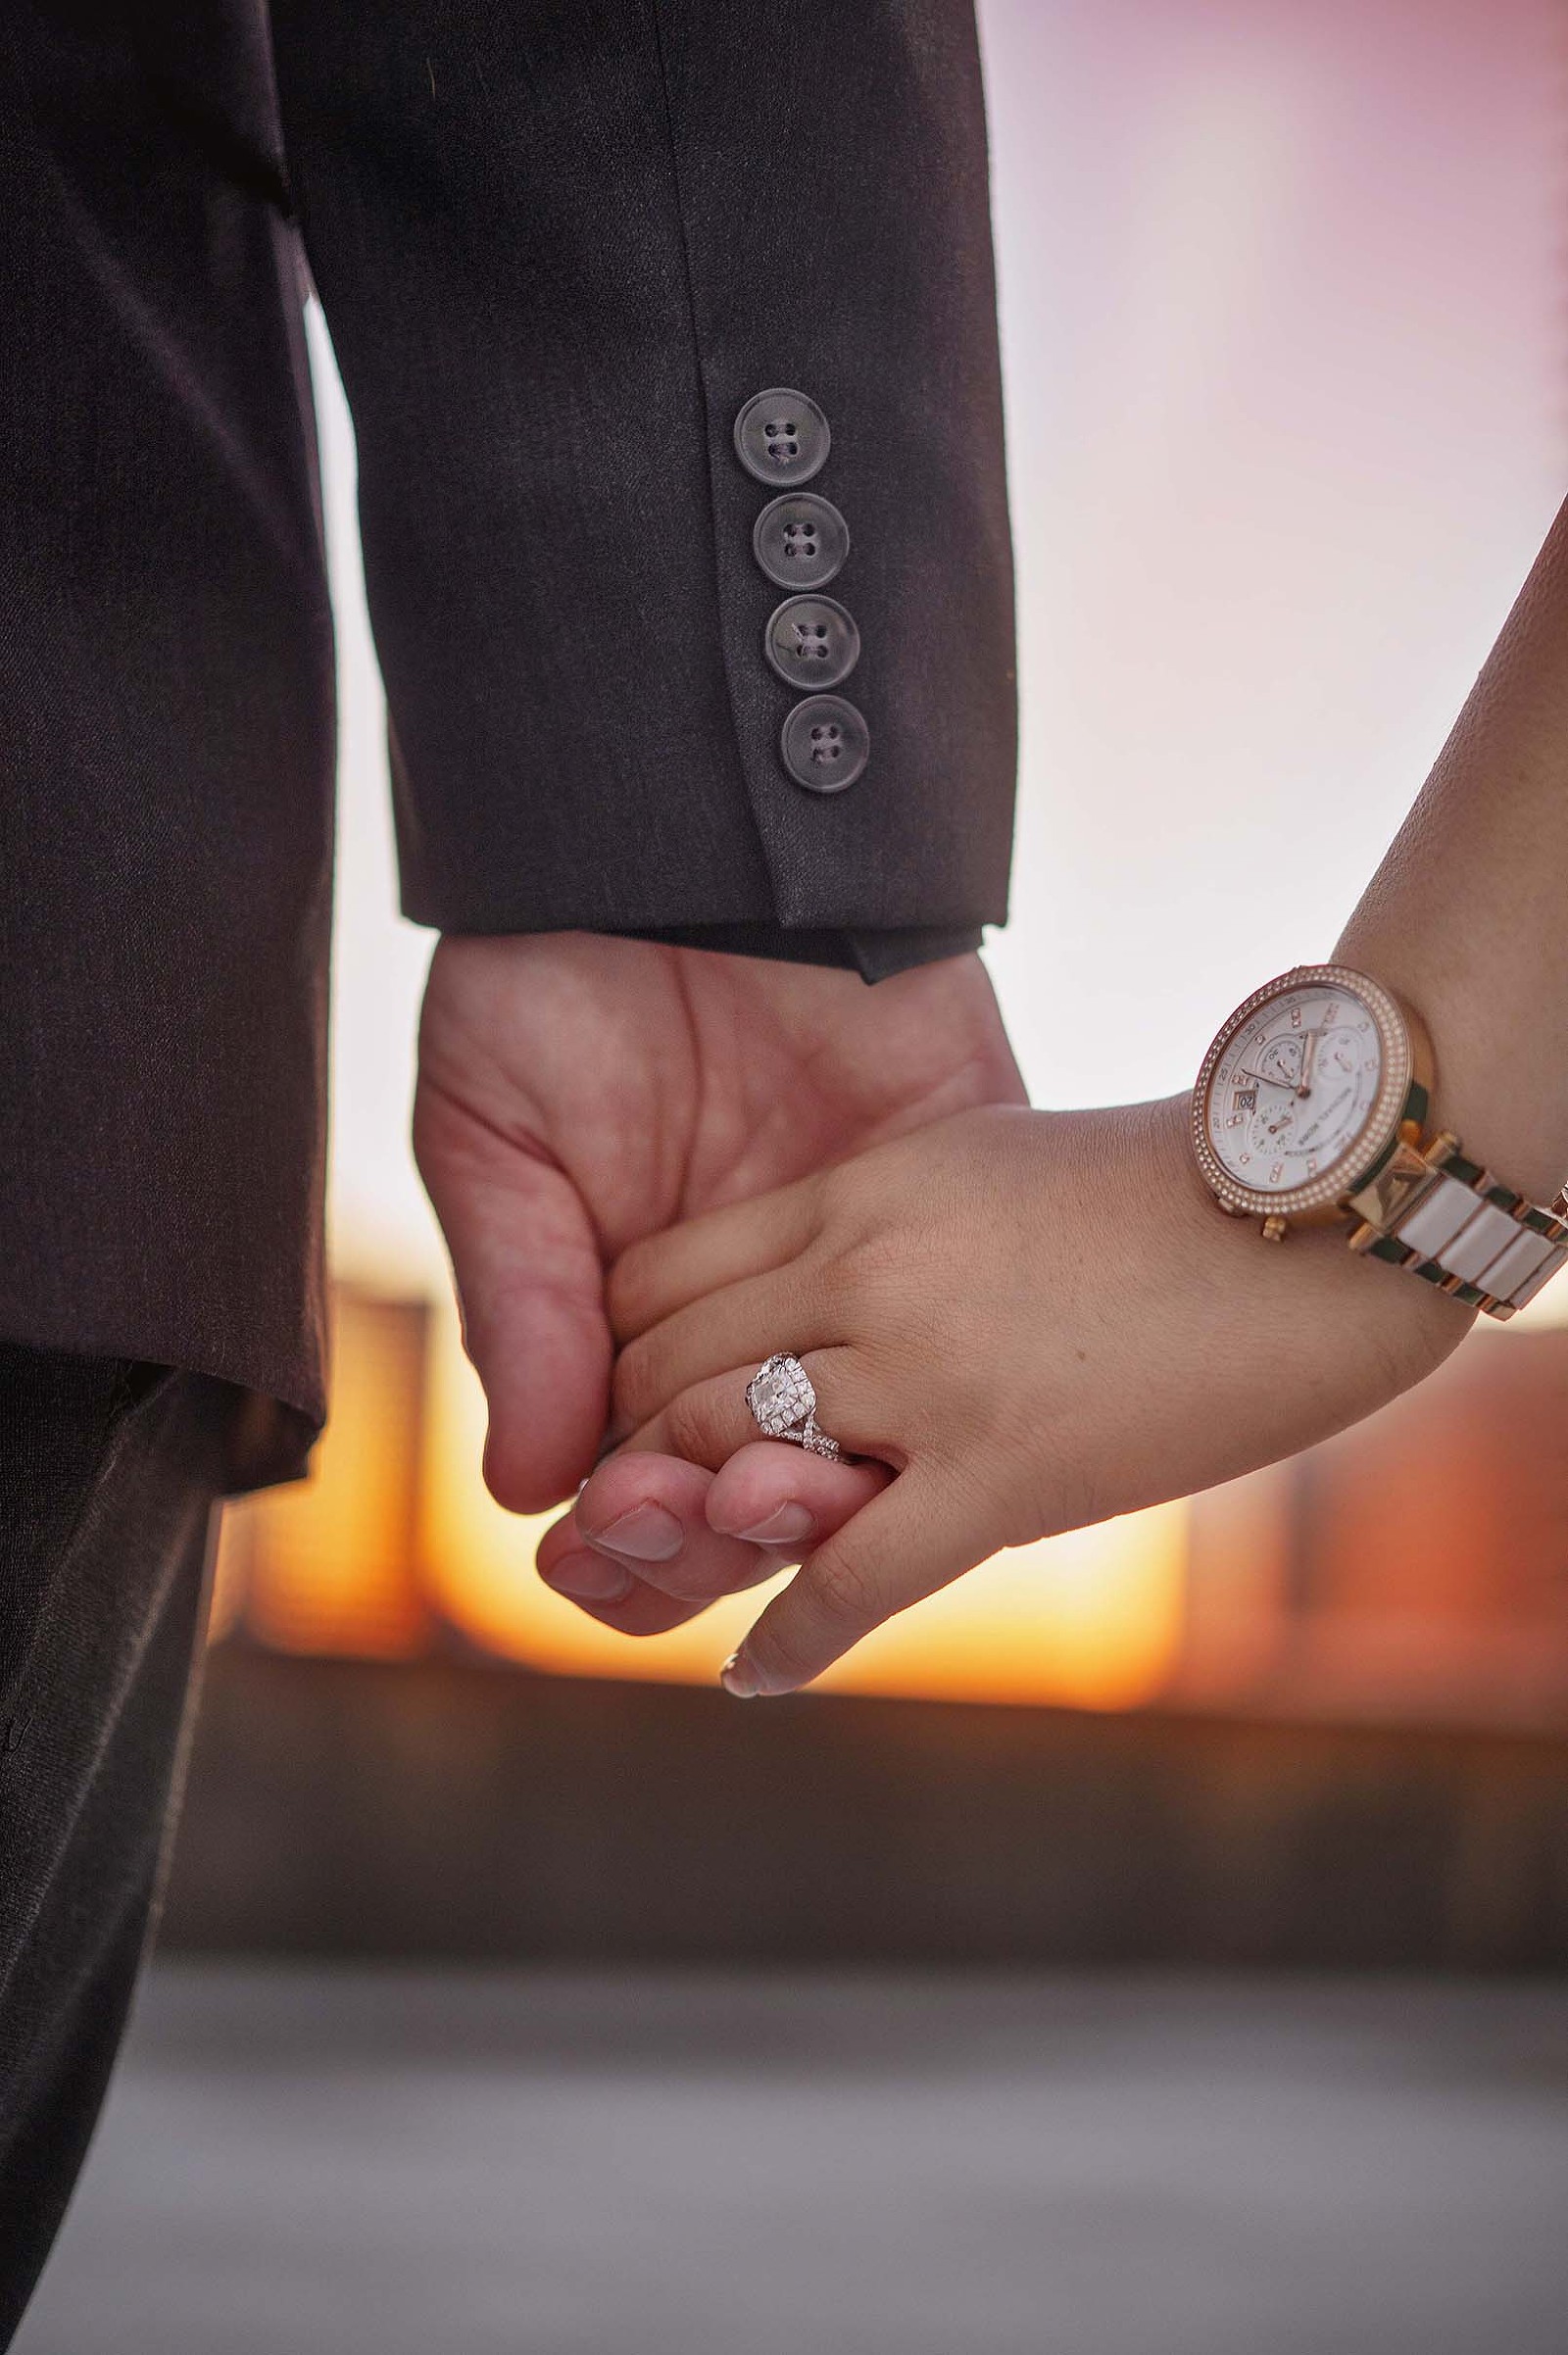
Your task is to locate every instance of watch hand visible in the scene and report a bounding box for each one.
[1298,1031,1319,1098]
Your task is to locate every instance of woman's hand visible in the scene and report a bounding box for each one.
[553,1096,1472,1694]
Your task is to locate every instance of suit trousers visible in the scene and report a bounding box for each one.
[0,1345,235,2346]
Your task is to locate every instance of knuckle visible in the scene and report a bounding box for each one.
[747,1613,819,1692]
[807,1542,883,1638]
[611,1333,662,1430]
[827,1227,907,1307]
[410,1090,462,1206]
[409,1090,437,1182]
[606,1245,657,1341]
[662,1383,719,1468]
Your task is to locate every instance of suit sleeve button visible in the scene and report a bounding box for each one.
[780,695,869,793]
[733,388,831,486]
[764,596,860,691]
[753,493,850,591]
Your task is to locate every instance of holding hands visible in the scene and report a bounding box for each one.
[548,1093,1466,1695]
[414,929,1025,1632]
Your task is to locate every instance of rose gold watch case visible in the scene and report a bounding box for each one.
[1191,963,1433,1228]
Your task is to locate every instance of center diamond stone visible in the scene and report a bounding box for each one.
[748,1354,811,1433]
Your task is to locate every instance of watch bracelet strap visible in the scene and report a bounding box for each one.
[1348,1135,1568,1320]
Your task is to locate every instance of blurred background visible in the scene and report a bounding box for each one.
[23,1,1568,2349]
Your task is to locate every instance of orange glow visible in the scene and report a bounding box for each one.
[216,1287,431,1659]
[212,1278,1568,1724]
[418,1294,1185,1709]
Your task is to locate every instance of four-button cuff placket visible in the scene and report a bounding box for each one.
[734,387,868,797]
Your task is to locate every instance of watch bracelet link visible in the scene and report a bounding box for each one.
[1347,1129,1568,1320]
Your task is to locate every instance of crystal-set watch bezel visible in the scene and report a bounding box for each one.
[1191,963,1416,1223]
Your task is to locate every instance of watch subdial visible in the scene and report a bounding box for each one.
[1249,1102,1297,1157]
[1317,1027,1360,1083]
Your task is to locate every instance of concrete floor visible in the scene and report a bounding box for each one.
[20,1965,1568,2355]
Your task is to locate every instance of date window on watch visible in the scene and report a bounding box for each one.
[1232,1087,1258,1113]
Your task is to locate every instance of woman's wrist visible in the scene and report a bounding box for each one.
[1330,929,1568,1211]
[1145,1085,1474,1367]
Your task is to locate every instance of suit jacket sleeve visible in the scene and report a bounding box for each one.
[268,0,1017,968]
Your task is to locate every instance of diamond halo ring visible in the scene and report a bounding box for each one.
[745,1353,842,1460]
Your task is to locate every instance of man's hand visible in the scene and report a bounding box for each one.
[413,932,1025,1613]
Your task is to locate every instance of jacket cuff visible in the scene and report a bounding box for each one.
[277,1,1015,945]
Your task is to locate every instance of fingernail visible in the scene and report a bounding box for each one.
[544,1551,634,1603]
[733,1503,816,1545]
[720,1649,762,1699]
[591,1504,683,1563]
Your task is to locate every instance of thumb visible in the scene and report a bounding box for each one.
[415,1077,611,1513]
[719,1470,1002,1697]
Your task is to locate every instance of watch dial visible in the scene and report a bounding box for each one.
[1204,982,1384,1195]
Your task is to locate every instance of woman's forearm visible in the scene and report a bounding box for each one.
[1336,495,1568,1205]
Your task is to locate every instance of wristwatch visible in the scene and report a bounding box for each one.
[1191,963,1568,1320]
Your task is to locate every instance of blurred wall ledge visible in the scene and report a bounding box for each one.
[163,1286,1568,1969]
[164,1650,1568,1971]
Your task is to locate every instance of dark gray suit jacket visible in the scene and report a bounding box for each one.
[1,0,1016,1486]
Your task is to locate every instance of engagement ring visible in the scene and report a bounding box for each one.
[745,1353,842,1460]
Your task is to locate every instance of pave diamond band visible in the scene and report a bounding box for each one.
[745,1353,842,1460]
